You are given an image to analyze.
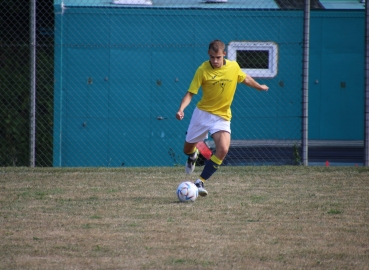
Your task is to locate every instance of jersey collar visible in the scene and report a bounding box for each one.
[209,59,227,69]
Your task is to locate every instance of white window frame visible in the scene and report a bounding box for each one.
[112,0,153,5]
[227,41,278,78]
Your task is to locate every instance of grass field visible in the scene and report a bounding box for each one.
[1,166,369,269]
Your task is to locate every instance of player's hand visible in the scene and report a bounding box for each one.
[176,111,184,120]
[259,85,269,91]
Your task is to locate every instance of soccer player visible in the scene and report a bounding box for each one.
[175,40,269,197]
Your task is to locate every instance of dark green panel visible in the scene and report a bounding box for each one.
[193,12,238,44]
[308,55,322,139]
[109,48,152,166]
[150,119,186,166]
[110,14,152,45]
[232,118,279,139]
[110,49,151,118]
[151,48,194,118]
[65,13,110,45]
[65,48,110,118]
[232,89,276,119]
[63,117,108,166]
[322,17,364,54]
[310,13,365,140]
[320,53,364,140]
[151,16,195,45]
[108,118,151,167]
[151,48,195,165]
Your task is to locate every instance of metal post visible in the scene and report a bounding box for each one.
[29,0,36,167]
[302,0,310,166]
[365,0,369,166]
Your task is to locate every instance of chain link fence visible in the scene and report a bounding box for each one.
[0,0,366,167]
[1,0,54,166]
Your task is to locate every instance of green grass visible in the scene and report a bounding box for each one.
[0,166,368,269]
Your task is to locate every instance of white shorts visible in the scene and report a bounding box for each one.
[185,107,231,143]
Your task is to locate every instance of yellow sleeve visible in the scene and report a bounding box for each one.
[188,67,203,94]
[237,67,247,83]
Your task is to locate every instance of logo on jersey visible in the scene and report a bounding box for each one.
[220,82,225,93]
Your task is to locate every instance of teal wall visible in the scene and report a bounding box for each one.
[53,6,364,166]
[309,10,364,140]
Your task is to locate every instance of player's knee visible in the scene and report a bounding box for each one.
[215,147,229,159]
[183,144,196,155]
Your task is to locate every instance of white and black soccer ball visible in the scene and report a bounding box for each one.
[176,181,198,202]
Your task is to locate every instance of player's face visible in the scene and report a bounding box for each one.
[208,49,226,68]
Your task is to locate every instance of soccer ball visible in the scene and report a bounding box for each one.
[176,181,198,202]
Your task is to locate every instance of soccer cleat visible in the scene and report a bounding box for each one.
[185,149,199,174]
[194,179,208,197]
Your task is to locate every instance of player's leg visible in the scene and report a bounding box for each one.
[195,131,230,196]
[184,108,209,174]
[183,141,199,174]
[195,117,231,197]
[201,131,230,180]
[210,130,231,160]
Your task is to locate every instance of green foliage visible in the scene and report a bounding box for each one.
[34,49,54,166]
[0,44,30,166]
[293,143,302,165]
[0,44,54,166]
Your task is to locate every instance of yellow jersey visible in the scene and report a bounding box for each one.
[188,59,246,121]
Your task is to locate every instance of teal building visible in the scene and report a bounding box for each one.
[53,0,365,166]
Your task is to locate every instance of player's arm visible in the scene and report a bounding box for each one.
[242,75,269,91]
[176,92,194,120]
